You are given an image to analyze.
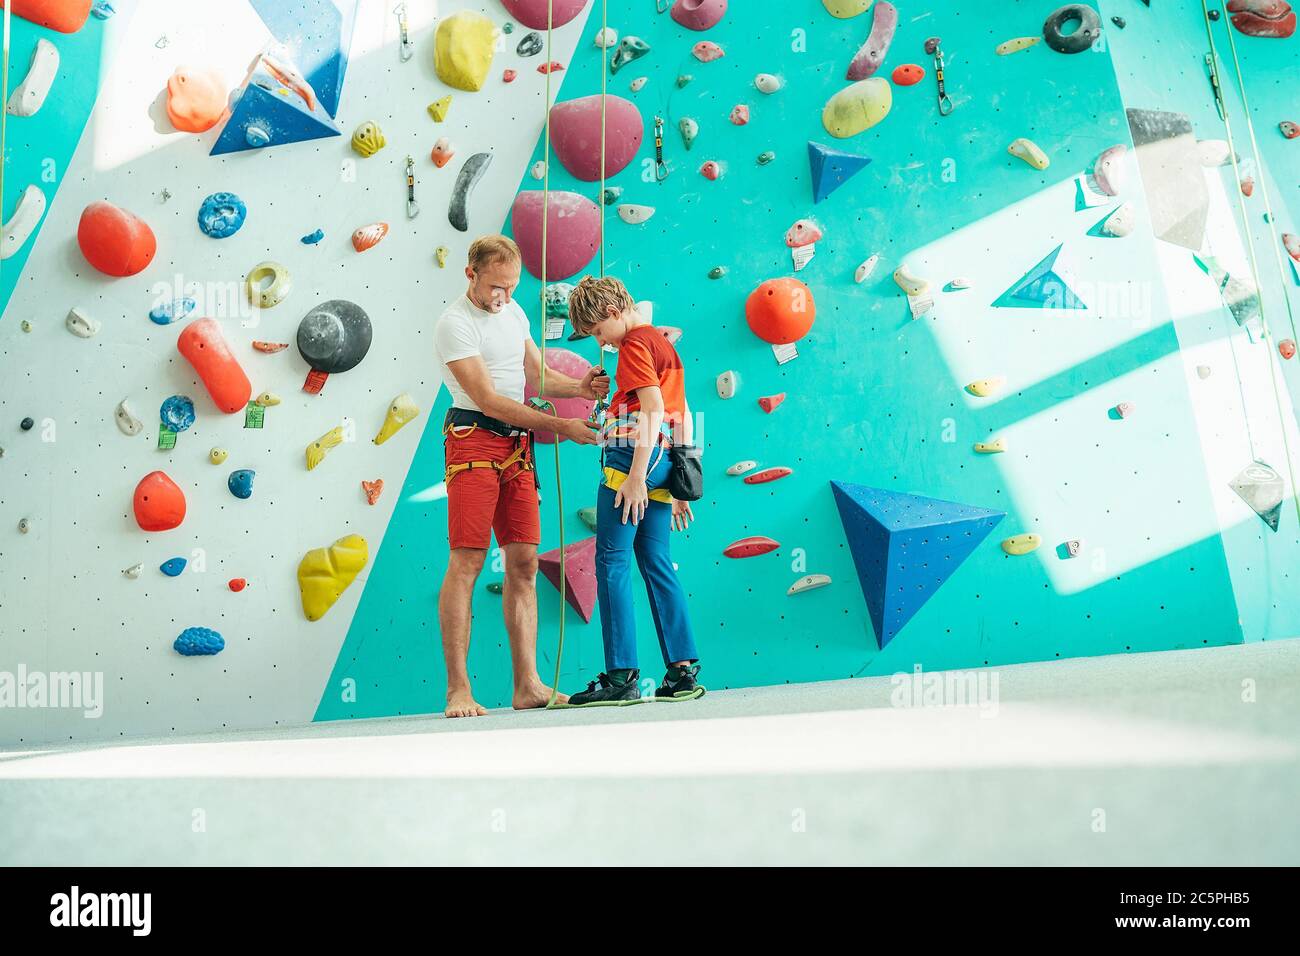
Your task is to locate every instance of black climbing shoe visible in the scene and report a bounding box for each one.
[564,670,644,707]
[655,664,706,702]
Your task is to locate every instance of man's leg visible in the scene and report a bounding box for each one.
[441,547,489,717]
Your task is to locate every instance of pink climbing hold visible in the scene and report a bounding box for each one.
[511,191,601,280]
[699,160,721,180]
[744,467,793,485]
[1282,233,1299,261]
[1281,339,1297,360]
[1241,177,1255,197]
[503,69,518,83]
[500,0,590,30]
[758,392,786,413]
[539,536,598,622]
[671,0,727,31]
[723,535,780,558]
[784,219,822,247]
[524,349,596,443]
[692,41,725,62]
[847,0,898,80]
[549,95,644,181]
[1227,0,1296,38]
[538,61,565,74]
[658,326,683,345]
[1281,121,1300,139]
[730,104,749,125]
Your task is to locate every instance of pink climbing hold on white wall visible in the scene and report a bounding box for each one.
[511,191,601,280]
[549,95,644,182]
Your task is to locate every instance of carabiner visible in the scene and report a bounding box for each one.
[926,37,955,116]
[394,3,413,62]
[653,115,669,181]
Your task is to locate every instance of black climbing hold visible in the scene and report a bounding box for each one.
[1043,4,1102,54]
[296,300,373,376]
[1111,16,1126,29]
[20,417,34,431]
[923,36,941,55]
[1208,8,1220,20]
[448,152,493,233]
[517,32,542,57]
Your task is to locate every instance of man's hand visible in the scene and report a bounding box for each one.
[615,473,650,525]
[557,418,601,445]
[580,366,611,402]
[671,498,693,531]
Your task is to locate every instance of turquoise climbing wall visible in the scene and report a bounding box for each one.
[321,0,1273,721]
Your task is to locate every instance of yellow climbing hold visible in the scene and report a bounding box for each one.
[822,0,873,16]
[435,246,450,268]
[297,533,369,622]
[973,438,1006,454]
[1001,534,1041,556]
[208,447,228,465]
[351,121,386,157]
[255,391,281,407]
[374,393,421,445]
[966,377,1006,398]
[428,96,452,122]
[306,425,345,470]
[996,36,1040,55]
[1008,137,1049,170]
[434,10,496,92]
[822,77,892,139]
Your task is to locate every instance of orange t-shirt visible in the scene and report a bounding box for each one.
[606,326,687,433]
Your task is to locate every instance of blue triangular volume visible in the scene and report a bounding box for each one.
[831,482,1005,648]
[992,244,1089,310]
[808,141,872,204]
[210,76,341,156]
[251,0,358,119]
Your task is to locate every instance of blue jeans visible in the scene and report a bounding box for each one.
[595,443,699,671]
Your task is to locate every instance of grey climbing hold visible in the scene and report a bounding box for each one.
[1043,4,1102,54]
[679,117,698,150]
[448,152,493,232]
[1111,16,1126,28]
[7,37,59,118]
[20,417,34,431]
[123,563,142,579]
[517,32,543,57]
[18,518,30,534]
[754,73,782,94]
[578,506,598,531]
[66,307,100,338]
[610,36,649,74]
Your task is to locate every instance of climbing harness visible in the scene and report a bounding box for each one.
[404,155,419,219]
[394,3,413,62]
[924,37,953,116]
[653,115,669,181]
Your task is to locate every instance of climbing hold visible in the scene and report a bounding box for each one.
[577,506,599,532]
[164,66,225,132]
[1092,144,1127,196]
[1281,121,1299,139]
[1241,177,1255,197]
[823,0,872,16]
[20,320,32,333]
[160,557,187,577]
[785,219,822,248]
[297,533,369,621]
[91,1,114,19]
[757,150,776,165]
[1281,233,1299,261]
[306,426,345,471]
[297,299,373,394]
[730,104,749,125]
[255,391,280,407]
[1227,0,1296,38]
[692,41,725,62]
[1008,137,1049,170]
[530,161,546,180]
[76,200,155,276]
[709,266,727,279]
[744,466,793,484]
[229,578,247,592]
[595,26,618,48]
[788,574,832,595]
[846,1,897,80]
[946,277,973,291]
[244,124,271,149]
[808,141,872,203]
[227,468,255,499]
[996,244,1087,310]
[1062,540,1083,559]
[503,69,517,83]
[197,192,246,239]
[1197,365,1212,379]
[501,0,588,29]
[1,184,46,261]
[430,137,455,168]
[699,161,722,180]
[435,10,496,91]
[436,246,450,268]
[133,471,186,532]
[351,222,389,252]
[1099,203,1136,238]
[148,297,196,325]
[629,76,647,92]
[754,73,782,94]
[17,517,30,534]
[678,116,699,150]
[115,399,142,436]
[726,460,757,476]
[973,438,1006,454]
[1043,4,1102,53]
[1112,16,1126,28]
[19,417,34,431]
[362,479,384,505]
[374,392,421,444]
[538,537,599,622]
[160,397,195,437]
[550,95,644,181]
[716,370,740,399]
[996,36,1041,55]
[1113,402,1135,419]
[7,38,59,117]
[246,261,291,309]
[65,307,99,338]
[449,152,493,232]
[723,536,779,558]
[252,341,289,353]
[893,265,929,296]
[855,254,880,283]
[301,228,325,245]
[123,563,142,579]
[538,60,565,74]
[486,582,504,595]
[174,626,223,656]
[890,63,924,86]
[1001,534,1041,556]
[178,319,252,414]
[525,350,596,442]
[513,191,601,279]
[1230,461,1285,530]
[1281,339,1297,360]
[617,204,656,225]
[672,0,727,31]
[822,77,892,138]
[759,395,787,417]
[427,96,452,122]
[610,36,650,74]
[517,32,544,57]
[746,277,816,344]
[350,120,385,157]
[209,447,228,465]
[4,0,93,32]
[966,377,1005,398]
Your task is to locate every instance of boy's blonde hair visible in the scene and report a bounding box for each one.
[568,275,635,337]
[467,234,521,271]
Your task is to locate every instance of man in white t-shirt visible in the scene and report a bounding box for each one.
[433,235,607,718]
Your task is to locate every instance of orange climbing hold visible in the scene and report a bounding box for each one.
[758,392,786,412]
[745,277,816,344]
[362,478,384,504]
[891,63,925,86]
[228,578,247,592]
[1,0,92,33]
[133,471,186,532]
[77,201,156,277]
[166,67,228,133]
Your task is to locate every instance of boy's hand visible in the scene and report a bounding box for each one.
[558,418,601,445]
[580,367,610,402]
[615,474,649,525]
[671,498,693,531]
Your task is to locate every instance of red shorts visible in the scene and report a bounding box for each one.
[444,426,541,551]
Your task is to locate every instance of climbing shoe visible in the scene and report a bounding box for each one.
[655,663,706,702]
[564,670,644,707]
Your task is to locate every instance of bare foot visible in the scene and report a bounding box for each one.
[513,680,566,710]
[445,687,488,718]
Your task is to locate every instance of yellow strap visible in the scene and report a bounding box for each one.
[602,466,673,503]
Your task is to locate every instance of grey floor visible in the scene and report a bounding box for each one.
[2,641,1297,865]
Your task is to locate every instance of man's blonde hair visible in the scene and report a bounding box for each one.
[467,234,521,271]
[568,275,635,336]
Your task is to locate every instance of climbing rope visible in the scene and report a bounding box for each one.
[1200,0,1300,528]
[1,2,11,225]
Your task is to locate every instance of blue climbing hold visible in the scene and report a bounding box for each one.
[830,481,1005,648]
[228,468,255,499]
[993,244,1088,310]
[807,141,872,204]
[149,297,197,325]
[301,228,325,244]
[160,557,188,577]
[91,1,116,19]
[174,626,225,656]
[197,192,247,238]
[160,395,196,432]
[245,123,272,148]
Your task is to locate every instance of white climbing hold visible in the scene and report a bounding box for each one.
[1114,401,1135,419]
[1196,365,1212,379]
[7,38,59,117]
[787,573,832,595]
[115,399,142,436]
[716,370,740,399]
[995,36,1040,55]
[973,438,1006,454]
[679,116,699,149]
[966,377,1005,398]
[726,460,757,476]
[1008,137,1049,170]
[630,76,648,92]
[531,160,546,180]
[1,184,46,260]
[854,254,880,283]
[18,517,31,534]
[947,277,973,290]
[1092,145,1127,196]
[124,563,143,579]
[1063,539,1083,558]
[1100,202,1136,237]
[754,73,782,94]
[1001,534,1041,556]
[617,204,655,224]
[66,307,100,338]
[594,27,618,48]
[893,265,929,296]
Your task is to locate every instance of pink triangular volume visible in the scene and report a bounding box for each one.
[539,536,598,622]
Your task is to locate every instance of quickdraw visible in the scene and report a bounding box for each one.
[653,115,668,181]
[404,155,419,219]
[394,3,413,62]
[925,36,954,116]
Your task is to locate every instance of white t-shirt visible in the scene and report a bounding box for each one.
[433,294,531,411]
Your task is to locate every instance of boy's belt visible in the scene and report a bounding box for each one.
[444,407,527,437]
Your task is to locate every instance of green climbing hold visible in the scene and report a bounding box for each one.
[677,74,693,88]
[486,582,504,594]
[709,266,727,279]
[679,117,699,150]
[601,186,623,205]
[757,150,776,165]
[578,506,598,532]
[503,21,514,34]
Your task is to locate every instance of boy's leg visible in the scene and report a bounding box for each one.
[633,498,699,668]
[595,481,642,671]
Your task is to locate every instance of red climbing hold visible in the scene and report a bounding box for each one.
[744,467,792,484]
[178,318,252,414]
[3,0,92,33]
[1228,0,1296,38]
[745,277,816,345]
[228,578,247,592]
[758,392,786,413]
[77,201,156,277]
[1280,339,1296,360]
[503,69,517,83]
[539,536,598,622]
[724,535,780,558]
[537,61,565,74]
[891,63,925,86]
[133,470,186,532]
